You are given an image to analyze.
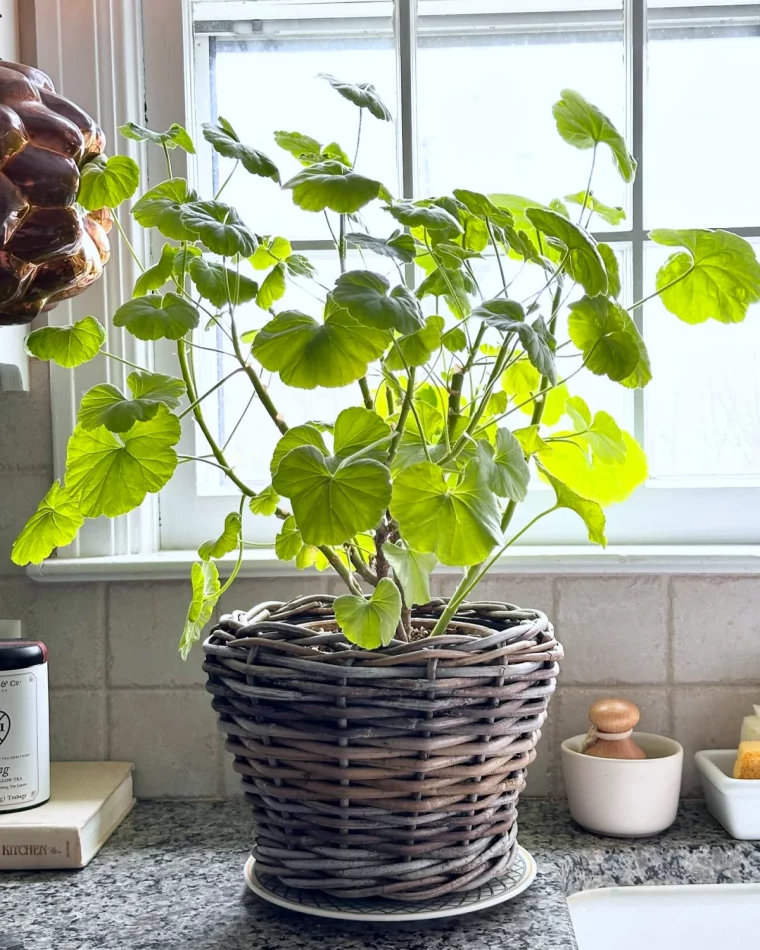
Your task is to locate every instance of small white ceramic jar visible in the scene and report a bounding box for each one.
[561,732,683,837]
[0,640,50,813]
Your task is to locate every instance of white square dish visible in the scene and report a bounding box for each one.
[695,749,760,840]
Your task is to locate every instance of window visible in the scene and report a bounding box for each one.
[43,0,760,560]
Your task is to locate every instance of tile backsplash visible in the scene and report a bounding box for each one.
[2,366,759,799]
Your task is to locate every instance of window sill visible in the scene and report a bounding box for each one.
[25,545,760,583]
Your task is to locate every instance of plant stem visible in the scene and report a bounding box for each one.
[215,161,238,200]
[430,506,557,636]
[177,337,256,498]
[101,350,145,372]
[229,315,289,435]
[353,109,363,167]
[338,214,347,273]
[178,368,242,420]
[161,143,173,179]
[446,364,464,442]
[112,215,145,273]
[320,546,363,595]
[627,266,694,313]
[487,220,508,292]
[387,366,416,466]
[578,145,597,222]
[359,376,373,410]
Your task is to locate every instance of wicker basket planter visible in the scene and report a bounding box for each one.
[203,594,562,902]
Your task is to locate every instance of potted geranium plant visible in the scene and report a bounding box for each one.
[12,77,760,904]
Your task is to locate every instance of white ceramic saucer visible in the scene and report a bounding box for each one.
[244,845,537,921]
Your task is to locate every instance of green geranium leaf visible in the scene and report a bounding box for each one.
[113,292,199,341]
[385,316,444,371]
[283,161,383,214]
[11,481,84,566]
[565,191,626,226]
[333,270,424,335]
[119,121,195,153]
[513,425,549,457]
[320,74,392,121]
[442,326,467,353]
[249,485,280,517]
[473,301,556,384]
[386,199,462,233]
[250,236,292,270]
[526,207,607,296]
[274,516,331,570]
[553,89,636,184]
[77,154,139,210]
[382,542,436,607]
[180,561,220,660]
[134,244,176,297]
[502,354,541,397]
[392,402,445,472]
[567,295,641,382]
[566,394,592,430]
[26,316,105,368]
[77,384,159,433]
[550,198,570,218]
[489,193,556,265]
[452,188,512,226]
[333,407,391,459]
[538,462,607,546]
[64,407,181,518]
[598,243,621,299]
[179,200,257,257]
[538,429,646,506]
[390,461,502,566]
[335,579,401,650]
[252,307,388,389]
[650,228,760,324]
[477,429,531,501]
[565,397,627,464]
[272,446,391,546]
[203,117,280,182]
[273,130,322,164]
[132,178,199,240]
[285,253,315,278]
[77,371,185,433]
[188,258,258,308]
[128,371,186,408]
[256,262,287,310]
[198,511,242,560]
[346,230,417,264]
[585,410,628,463]
[471,298,526,332]
[270,424,329,476]
[416,267,472,319]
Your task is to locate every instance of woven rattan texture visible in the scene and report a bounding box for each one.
[203,595,562,901]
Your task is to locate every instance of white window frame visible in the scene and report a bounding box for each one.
[33,0,760,578]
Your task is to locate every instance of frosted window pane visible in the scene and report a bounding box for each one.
[644,243,760,480]
[417,1,627,218]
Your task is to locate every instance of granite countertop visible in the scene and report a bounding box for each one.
[1,800,759,950]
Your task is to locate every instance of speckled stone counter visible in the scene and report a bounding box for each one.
[1,801,759,950]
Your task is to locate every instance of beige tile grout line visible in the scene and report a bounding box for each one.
[102,583,112,761]
[665,574,676,741]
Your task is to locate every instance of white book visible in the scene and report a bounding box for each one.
[0,761,134,869]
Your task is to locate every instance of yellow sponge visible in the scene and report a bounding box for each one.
[734,741,760,779]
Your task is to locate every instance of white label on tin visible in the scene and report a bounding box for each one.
[0,670,40,809]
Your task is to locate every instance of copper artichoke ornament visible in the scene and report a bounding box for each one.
[0,60,111,326]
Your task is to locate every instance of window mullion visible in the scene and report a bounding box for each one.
[627,0,647,446]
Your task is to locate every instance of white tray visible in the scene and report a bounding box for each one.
[244,845,537,921]
[695,749,760,840]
